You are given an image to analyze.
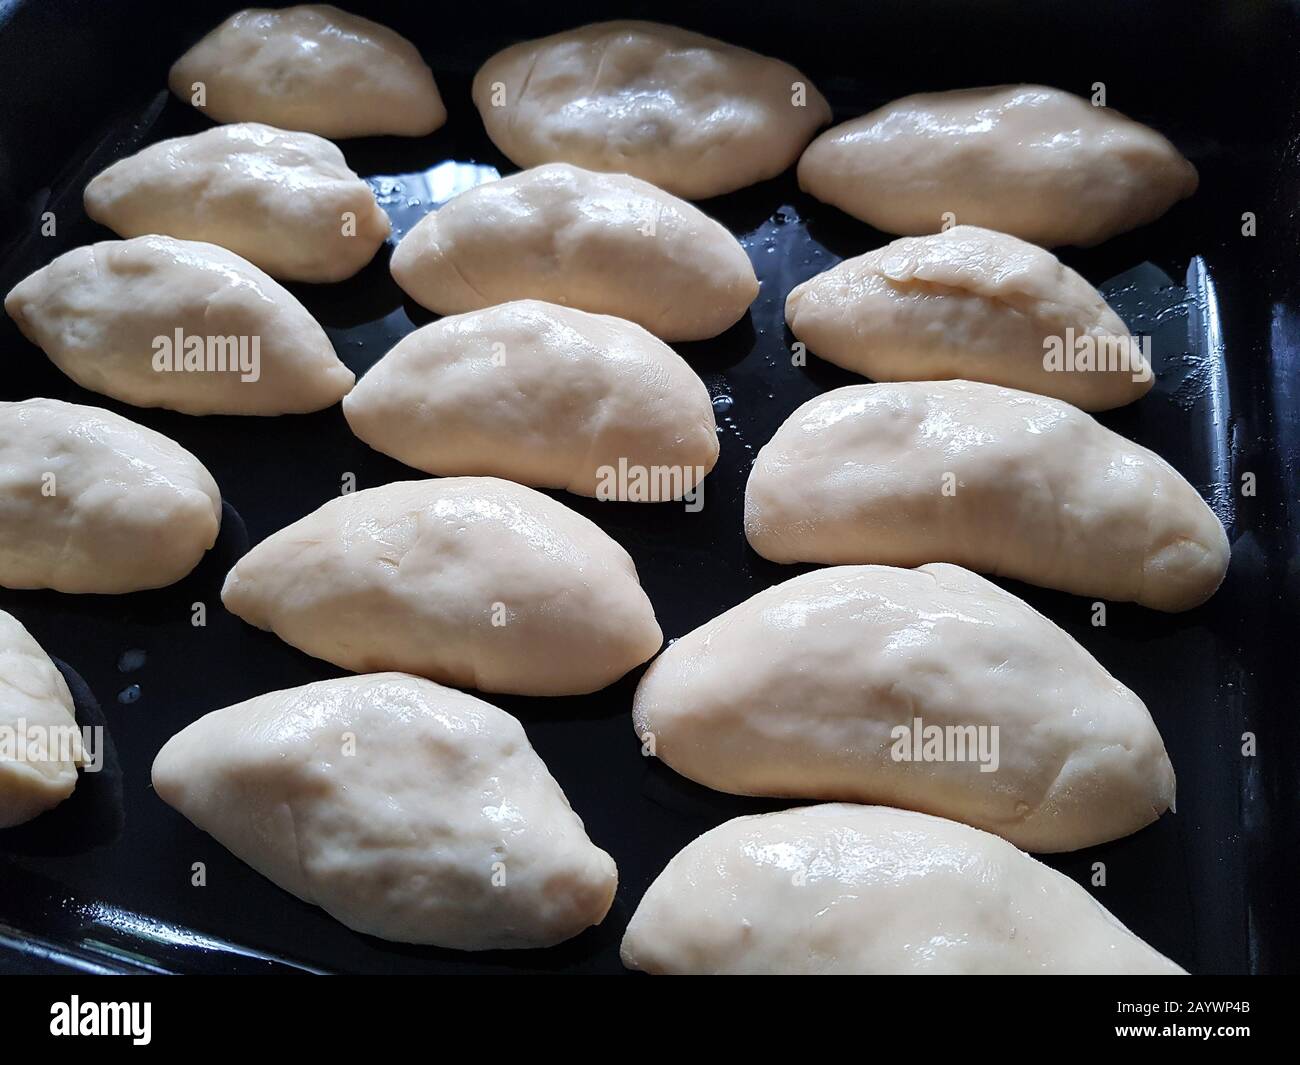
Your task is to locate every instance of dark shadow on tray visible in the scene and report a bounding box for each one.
[795,343,874,392]
[698,171,804,235]
[672,312,756,373]
[286,246,407,330]
[398,293,438,330]
[0,657,123,854]
[338,132,469,181]
[363,905,616,973]
[638,757,807,824]
[490,666,647,726]
[801,204,892,262]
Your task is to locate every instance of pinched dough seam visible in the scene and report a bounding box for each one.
[282,797,324,909]
[586,32,616,97]
[882,272,1093,335]
[432,231,491,306]
[509,52,542,140]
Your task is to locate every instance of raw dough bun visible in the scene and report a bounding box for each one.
[785,225,1151,410]
[798,85,1198,247]
[472,20,829,199]
[343,300,718,495]
[169,5,446,138]
[744,381,1229,611]
[153,672,617,948]
[622,804,1187,974]
[390,163,758,341]
[0,398,221,593]
[0,610,80,829]
[634,563,1173,852]
[5,236,354,415]
[221,476,662,695]
[84,122,390,283]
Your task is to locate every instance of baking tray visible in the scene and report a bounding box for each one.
[1,0,1297,975]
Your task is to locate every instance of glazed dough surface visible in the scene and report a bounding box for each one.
[153,673,617,948]
[634,563,1174,852]
[798,85,1198,246]
[744,381,1229,611]
[472,20,829,198]
[785,225,1150,410]
[0,398,221,593]
[621,804,1187,974]
[222,477,662,695]
[0,610,79,829]
[5,236,354,415]
[344,300,717,495]
[390,163,758,341]
[170,5,446,138]
[84,123,390,283]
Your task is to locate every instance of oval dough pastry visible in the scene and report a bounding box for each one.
[472,20,830,199]
[785,225,1151,410]
[5,236,354,415]
[744,381,1229,611]
[621,804,1186,974]
[390,163,758,341]
[222,476,662,695]
[153,673,617,948]
[343,300,718,495]
[0,398,221,593]
[84,123,391,283]
[634,563,1173,852]
[0,610,80,829]
[798,85,1198,247]
[169,5,446,138]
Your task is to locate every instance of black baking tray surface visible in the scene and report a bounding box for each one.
[1,0,1297,974]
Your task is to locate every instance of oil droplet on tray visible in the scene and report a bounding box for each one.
[117,648,147,673]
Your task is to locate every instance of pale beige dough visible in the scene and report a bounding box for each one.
[169,5,446,138]
[744,381,1229,611]
[622,804,1186,974]
[389,163,758,341]
[5,236,354,415]
[785,225,1151,410]
[221,476,662,695]
[343,300,718,495]
[798,85,1198,247]
[83,122,390,283]
[472,20,829,199]
[0,398,221,593]
[0,610,80,829]
[153,673,617,948]
[634,563,1173,852]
